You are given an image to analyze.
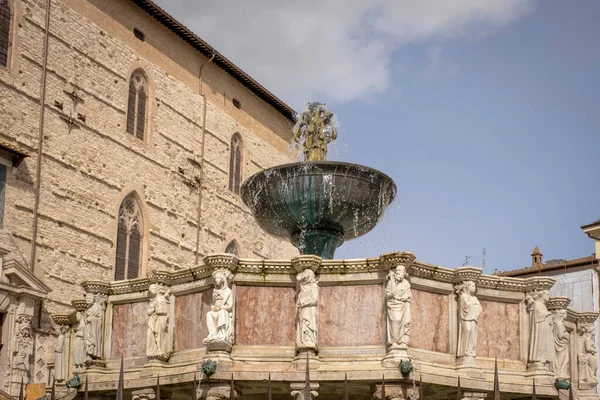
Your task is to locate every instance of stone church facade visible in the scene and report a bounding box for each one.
[0,0,298,393]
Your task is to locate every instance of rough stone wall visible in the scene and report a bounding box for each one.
[0,0,298,321]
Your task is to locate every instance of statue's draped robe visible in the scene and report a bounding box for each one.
[457,292,482,357]
[54,332,67,380]
[579,334,598,386]
[206,287,233,342]
[86,303,103,359]
[552,318,569,378]
[147,295,169,356]
[297,280,318,347]
[386,278,411,346]
[528,300,554,364]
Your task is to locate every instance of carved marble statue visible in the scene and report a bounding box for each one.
[146,283,171,361]
[386,265,411,349]
[551,309,569,379]
[526,289,555,367]
[204,269,234,347]
[85,293,106,360]
[296,268,319,349]
[456,280,482,358]
[73,311,86,371]
[578,323,598,389]
[54,325,69,381]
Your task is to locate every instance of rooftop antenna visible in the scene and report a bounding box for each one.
[462,255,471,266]
[482,248,486,272]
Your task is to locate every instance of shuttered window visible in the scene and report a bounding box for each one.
[0,0,10,68]
[228,133,243,194]
[125,70,148,140]
[114,195,144,281]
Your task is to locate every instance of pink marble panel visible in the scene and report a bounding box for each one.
[236,286,296,345]
[319,285,383,346]
[174,289,212,351]
[111,302,148,358]
[477,300,520,359]
[410,289,449,353]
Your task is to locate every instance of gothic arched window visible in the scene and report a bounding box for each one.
[126,69,148,140]
[115,195,143,280]
[228,133,243,194]
[0,0,12,67]
[225,240,239,256]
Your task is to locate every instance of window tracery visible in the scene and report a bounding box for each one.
[126,70,148,140]
[115,195,143,280]
[229,133,243,194]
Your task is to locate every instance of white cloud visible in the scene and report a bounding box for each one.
[154,0,534,108]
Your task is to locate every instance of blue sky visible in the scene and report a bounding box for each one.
[157,1,599,272]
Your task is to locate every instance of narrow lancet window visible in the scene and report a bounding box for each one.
[126,70,148,140]
[228,133,243,194]
[114,195,143,280]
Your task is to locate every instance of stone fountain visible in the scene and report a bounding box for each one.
[241,102,396,259]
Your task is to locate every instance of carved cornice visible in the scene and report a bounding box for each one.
[547,296,571,311]
[453,267,482,283]
[203,253,239,273]
[524,276,556,292]
[147,269,172,285]
[476,275,529,292]
[109,279,150,295]
[71,299,89,311]
[291,255,322,273]
[408,262,455,282]
[51,313,76,326]
[378,251,416,270]
[575,312,598,326]
[82,280,111,294]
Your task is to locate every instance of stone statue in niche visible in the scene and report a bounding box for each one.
[147,283,171,361]
[85,293,107,361]
[204,269,234,350]
[455,280,482,359]
[296,268,319,350]
[526,289,555,367]
[386,265,411,350]
[577,323,598,390]
[13,315,33,377]
[54,325,69,381]
[73,311,86,372]
[551,309,569,379]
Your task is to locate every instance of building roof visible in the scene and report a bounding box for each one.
[581,219,600,229]
[531,245,542,256]
[130,0,297,123]
[500,254,597,277]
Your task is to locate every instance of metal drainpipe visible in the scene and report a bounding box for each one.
[195,52,216,264]
[29,0,52,273]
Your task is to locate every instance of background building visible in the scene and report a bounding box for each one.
[0,0,298,391]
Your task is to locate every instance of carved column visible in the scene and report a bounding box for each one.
[380,251,416,366]
[11,314,33,389]
[292,255,321,361]
[290,382,319,400]
[547,297,571,381]
[453,267,483,367]
[81,281,110,369]
[202,254,239,365]
[146,282,172,363]
[576,313,599,393]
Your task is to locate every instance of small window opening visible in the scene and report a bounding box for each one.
[133,28,145,42]
[232,98,241,109]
